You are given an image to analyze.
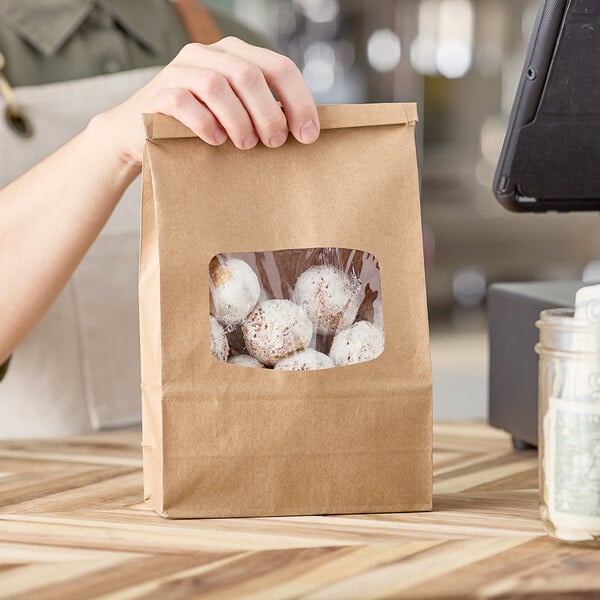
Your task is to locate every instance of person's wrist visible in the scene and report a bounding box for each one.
[85,109,143,179]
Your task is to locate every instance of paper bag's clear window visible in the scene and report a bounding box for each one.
[209,248,384,370]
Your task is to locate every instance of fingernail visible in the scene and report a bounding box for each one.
[300,120,318,143]
[268,129,288,147]
[243,132,259,149]
[213,127,227,144]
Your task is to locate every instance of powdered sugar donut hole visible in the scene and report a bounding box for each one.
[210,256,260,325]
[274,349,334,371]
[228,354,264,368]
[242,299,313,366]
[292,265,361,335]
[210,316,229,361]
[329,321,384,366]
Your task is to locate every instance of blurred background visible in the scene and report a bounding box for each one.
[206,0,600,419]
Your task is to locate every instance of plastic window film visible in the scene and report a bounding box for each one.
[209,248,384,370]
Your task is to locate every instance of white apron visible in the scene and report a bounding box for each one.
[0,66,160,438]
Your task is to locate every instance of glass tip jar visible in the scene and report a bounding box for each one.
[536,308,600,547]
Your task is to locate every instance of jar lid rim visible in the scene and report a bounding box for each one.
[537,307,600,331]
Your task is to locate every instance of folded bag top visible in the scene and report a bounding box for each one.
[140,103,432,519]
[144,102,419,138]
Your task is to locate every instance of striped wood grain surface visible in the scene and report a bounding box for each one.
[0,422,598,599]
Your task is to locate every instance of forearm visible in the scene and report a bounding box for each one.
[0,113,139,362]
[0,38,320,365]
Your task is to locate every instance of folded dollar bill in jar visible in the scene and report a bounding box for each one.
[575,284,600,325]
[563,284,600,401]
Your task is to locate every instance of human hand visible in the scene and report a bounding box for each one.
[100,37,320,168]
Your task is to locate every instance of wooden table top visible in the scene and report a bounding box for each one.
[0,422,598,599]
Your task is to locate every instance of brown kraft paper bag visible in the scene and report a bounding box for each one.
[140,103,432,518]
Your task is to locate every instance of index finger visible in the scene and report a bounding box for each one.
[211,37,320,144]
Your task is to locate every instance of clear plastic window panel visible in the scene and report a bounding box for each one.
[209,248,384,370]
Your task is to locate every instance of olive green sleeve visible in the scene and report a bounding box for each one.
[0,355,10,382]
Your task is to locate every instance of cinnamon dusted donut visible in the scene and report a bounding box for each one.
[210,255,260,325]
[292,265,361,335]
[242,299,313,366]
[329,321,384,366]
[274,348,334,371]
[228,354,265,368]
[210,316,229,362]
